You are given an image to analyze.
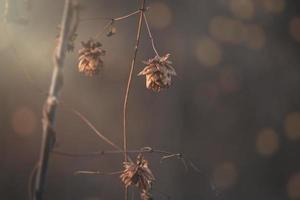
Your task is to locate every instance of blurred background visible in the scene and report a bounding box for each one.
[1,0,300,199]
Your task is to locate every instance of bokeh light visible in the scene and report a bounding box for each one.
[11,106,37,136]
[219,66,241,93]
[256,128,279,156]
[195,37,222,67]
[287,172,300,199]
[261,0,286,14]
[289,16,300,43]
[213,161,238,190]
[244,24,266,49]
[229,0,255,20]
[209,16,246,44]
[284,112,300,140]
[148,2,172,29]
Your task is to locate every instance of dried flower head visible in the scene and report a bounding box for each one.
[138,53,176,92]
[78,39,106,76]
[120,154,155,199]
[140,189,153,200]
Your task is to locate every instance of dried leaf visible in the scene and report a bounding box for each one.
[106,26,117,37]
[120,154,155,199]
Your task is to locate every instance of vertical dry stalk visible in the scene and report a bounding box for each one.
[33,1,73,200]
[123,0,146,164]
[123,0,146,199]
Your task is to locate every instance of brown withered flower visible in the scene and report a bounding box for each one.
[120,154,155,200]
[78,39,106,76]
[138,53,176,92]
[140,189,153,200]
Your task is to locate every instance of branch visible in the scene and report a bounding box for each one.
[74,170,123,176]
[52,146,201,172]
[33,1,73,200]
[80,10,140,22]
[143,12,159,56]
[71,109,121,151]
[123,0,145,162]
[92,10,141,39]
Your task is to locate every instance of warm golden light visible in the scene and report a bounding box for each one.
[256,128,279,156]
[261,0,285,14]
[244,24,266,49]
[213,161,238,190]
[195,37,222,67]
[287,173,300,199]
[11,106,37,136]
[289,16,300,43]
[219,66,240,93]
[209,16,246,44]
[148,2,172,29]
[284,112,300,140]
[229,0,255,20]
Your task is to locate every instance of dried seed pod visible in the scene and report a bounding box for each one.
[106,26,117,37]
[78,39,106,76]
[120,154,155,199]
[141,189,153,200]
[138,53,176,92]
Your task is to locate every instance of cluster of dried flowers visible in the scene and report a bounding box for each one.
[78,39,106,76]
[138,53,176,92]
[71,5,177,200]
[120,154,155,200]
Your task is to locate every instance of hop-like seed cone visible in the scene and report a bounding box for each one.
[78,39,106,76]
[138,54,176,92]
[140,189,153,200]
[120,154,155,199]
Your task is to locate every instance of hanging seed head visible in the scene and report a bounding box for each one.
[106,26,117,37]
[78,39,106,76]
[120,154,155,198]
[138,53,176,92]
[140,189,154,200]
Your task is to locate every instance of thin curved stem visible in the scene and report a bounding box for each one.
[123,0,145,163]
[80,10,140,22]
[143,12,159,57]
[95,20,113,39]
[114,10,141,21]
[75,170,123,176]
[92,10,141,40]
[72,109,121,151]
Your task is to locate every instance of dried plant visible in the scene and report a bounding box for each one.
[138,54,177,92]
[56,3,80,53]
[78,39,106,76]
[121,154,155,199]
[30,1,197,200]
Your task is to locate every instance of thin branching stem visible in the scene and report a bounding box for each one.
[75,170,123,176]
[143,12,159,56]
[93,10,141,39]
[52,146,196,172]
[72,109,121,151]
[114,10,141,21]
[123,0,146,163]
[95,20,113,39]
[80,10,140,22]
